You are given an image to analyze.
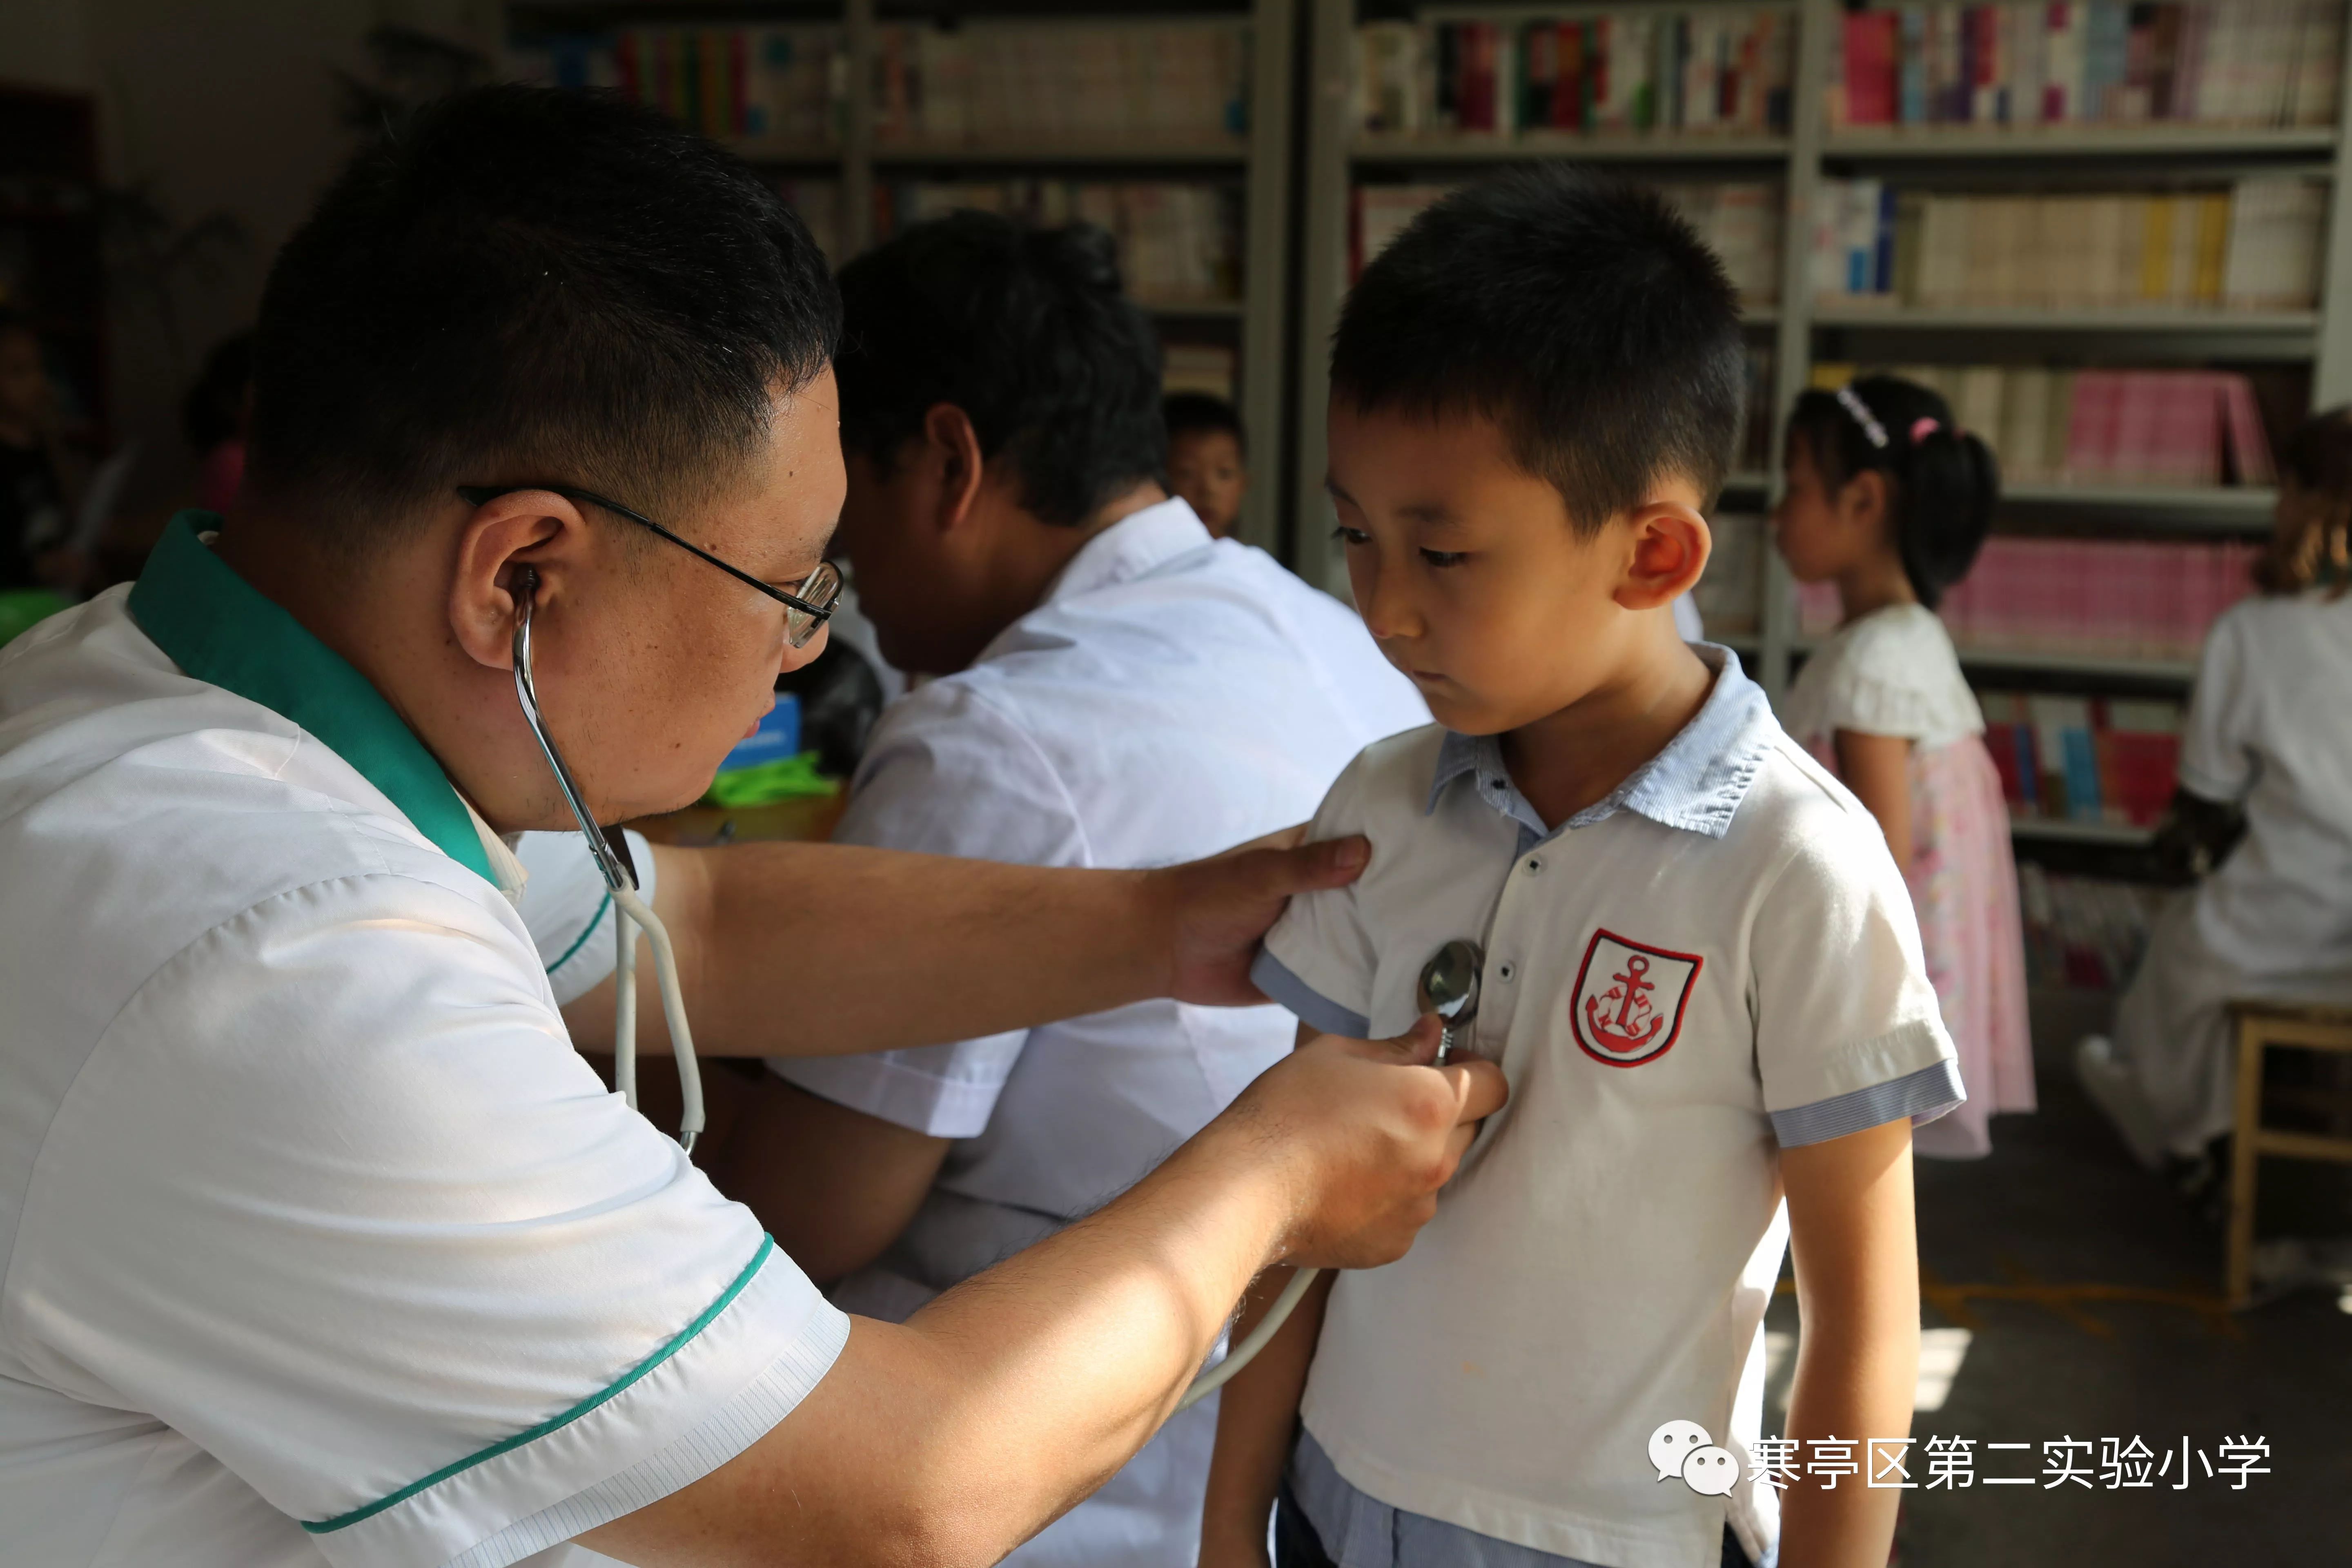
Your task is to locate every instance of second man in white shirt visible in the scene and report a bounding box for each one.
[711,214,1429,1568]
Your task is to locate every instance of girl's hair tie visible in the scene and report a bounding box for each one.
[1836,385,1889,449]
[1910,415,1944,443]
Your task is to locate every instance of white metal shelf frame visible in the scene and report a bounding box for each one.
[1296,0,2352,700]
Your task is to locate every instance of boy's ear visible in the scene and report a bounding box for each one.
[1616,503,1711,612]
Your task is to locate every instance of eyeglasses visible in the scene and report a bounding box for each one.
[457,483,843,648]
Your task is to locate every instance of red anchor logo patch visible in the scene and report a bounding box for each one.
[1570,929,1702,1067]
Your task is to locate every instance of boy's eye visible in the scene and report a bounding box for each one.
[1420,548,1467,569]
[1332,525,1372,547]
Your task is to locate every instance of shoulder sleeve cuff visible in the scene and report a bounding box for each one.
[1771,1057,1967,1149]
[1251,949,1370,1040]
[767,1041,1019,1140]
[2172,759,2251,806]
[306,1238,848,1568]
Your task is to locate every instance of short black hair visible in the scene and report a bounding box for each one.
[1331,169,1744,531]
[1786,375,1999,609]
[183,332,252,452]
[247,85,839,544]
[1164,391,1245,458]
[835,212,1163,528]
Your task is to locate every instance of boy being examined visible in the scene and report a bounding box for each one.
[1205,170,1958,1568]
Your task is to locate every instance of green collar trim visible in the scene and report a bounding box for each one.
[127,511,494,882]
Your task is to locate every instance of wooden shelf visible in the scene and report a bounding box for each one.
[1824,125,2339,160]
[1720,470,1774,492]
[1811,304,2322,332]
[1351,131,1792,164]
[1996,483,2279,524]
[2011,817,2157,846]
[1957,647,2200,682]
[872,138,1249,167]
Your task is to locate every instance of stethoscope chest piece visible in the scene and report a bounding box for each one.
[1417,939,1485,1064]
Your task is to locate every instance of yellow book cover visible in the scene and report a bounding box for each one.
[2141,196,2175,303]
[2194,193,2229,304]
[1811,361,1857,391]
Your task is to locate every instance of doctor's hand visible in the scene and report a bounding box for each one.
[1149,827,1372,1007]
[1216,1014,1507,1272]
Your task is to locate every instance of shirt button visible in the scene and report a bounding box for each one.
[1524,856,1543,874]
[1498,962,1516,981]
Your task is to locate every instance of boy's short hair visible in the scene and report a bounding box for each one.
[835,213,1165,529]
[1331,169,1745,531]
[1163,391,1246,458]
[247,85,839,550]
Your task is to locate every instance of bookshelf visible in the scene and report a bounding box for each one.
[1294,0,2352,690]
[505,0,1298,554]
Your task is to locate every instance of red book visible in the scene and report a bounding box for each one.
[1983,724,2032,811]
[2065,370,2120,480]
[2103,731,2180,825]
[2219,373,2277,485]
[1844,11,1900,124]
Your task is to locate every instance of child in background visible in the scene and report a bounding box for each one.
[2078,408,2352,1191]
[1205,171,1958,1568]
[1773,374,2035,1159]
[1165,391,1247,538]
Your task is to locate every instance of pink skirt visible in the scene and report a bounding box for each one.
[1904,735,2037,1157]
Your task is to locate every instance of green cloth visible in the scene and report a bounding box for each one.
[703,750,839,808]
[0,588,70,646]
[126,512,494,882]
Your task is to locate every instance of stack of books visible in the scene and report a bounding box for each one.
[1695,513,1767,637]
[508,27,844,147]
[1165,344,1240,401]
[875,181,1243,306]
[2018,864,2166,989]
[1827,2,2343,131]
[1979,690,2184,825]
[1811,361,2277,487]
[872,22,1248,146]
[1352,180,1783,303]
[1799,537,2256,659]
[1813,176,2326,311]
[1354,11,1792,138]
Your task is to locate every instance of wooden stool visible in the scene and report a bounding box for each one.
[2226,998,2352,1308]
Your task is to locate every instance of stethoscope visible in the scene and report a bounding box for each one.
[1174,939,1485,1410]
[512,566,705,1152]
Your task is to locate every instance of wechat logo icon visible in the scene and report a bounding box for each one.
[1648,1419,1741,1497]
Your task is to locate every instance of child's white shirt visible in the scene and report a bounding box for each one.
[1780,602,1985,753]
[1252,647,1961,1568]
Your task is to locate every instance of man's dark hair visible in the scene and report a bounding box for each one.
[247,85,840,544]
[835,212,1163,528]
[1331,169,1744,531]
[1163,391,1245,458]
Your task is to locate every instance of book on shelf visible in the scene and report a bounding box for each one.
[508,27,843,147]
[1694,512,1766,636]
[772,179,842,265]
[1164,343,1239,401]
[1979,690,2183,828]
[1351,180,1783,303]
[2018,865,2165,989]
[875,181,1242,307]
[1354,11,1792,139]
[872,22,1248,147]
[1827,1,2343,132]
[1809,360,2278,486]
[1797,536,2256,659]
[1813,176,2326,311]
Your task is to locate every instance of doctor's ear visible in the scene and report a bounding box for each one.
[1615,504,1710,612]
[922,402,987,532]
[447,490,590,671]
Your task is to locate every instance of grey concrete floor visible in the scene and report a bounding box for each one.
[1764,992,2352,1565]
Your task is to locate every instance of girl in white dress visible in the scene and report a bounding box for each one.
[1775,375,2035,1158]
[2078,408,2352,1185]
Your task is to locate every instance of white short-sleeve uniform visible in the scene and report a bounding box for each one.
[1251,647,1960,1568]
[0,515,848,1568]
[2107,589,2352,1160]
[758,498,1424,1567]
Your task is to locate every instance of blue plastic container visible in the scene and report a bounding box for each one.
[716,692,802,773]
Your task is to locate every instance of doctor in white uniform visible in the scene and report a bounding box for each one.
[693,214,1428,1568]
[0,88,1502,1568]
